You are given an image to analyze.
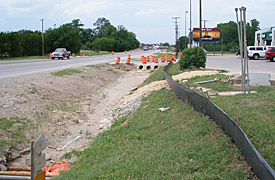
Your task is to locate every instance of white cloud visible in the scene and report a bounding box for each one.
[61,1,107,18]
[121,13,130,17]
[135,9,155,17]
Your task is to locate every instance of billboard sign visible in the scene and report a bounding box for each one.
[193,28,220,42]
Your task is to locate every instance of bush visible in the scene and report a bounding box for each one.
[179,47,206,69]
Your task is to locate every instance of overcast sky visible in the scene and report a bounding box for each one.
[0,0,274,44]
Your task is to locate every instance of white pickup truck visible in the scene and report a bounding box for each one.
[52,48,71,60]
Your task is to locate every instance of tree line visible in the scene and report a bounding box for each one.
[178,19,260,53]
[0,17,140,58]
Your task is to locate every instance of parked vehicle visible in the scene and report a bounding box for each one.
[52,48,71,60]
[203,49,207,55]
[265,47,275,62]
[247,46,268,60]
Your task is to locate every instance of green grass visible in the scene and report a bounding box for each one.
[85,64,106,69]
[186,74,237,92]
[55,89,253,179]
[210,86,275,168]
[78,51,111,56]
[0,55,49,61]
[56,101,80,112]
[51,69,83,76]
[143,66,165,84]
[0,117,29,155]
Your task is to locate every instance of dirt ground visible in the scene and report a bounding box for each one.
[0,64,150,168]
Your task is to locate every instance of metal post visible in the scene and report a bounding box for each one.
[242,7,250,93]
[189,0,192,47]
[239,8,246,94]
[199,0,202,47]
[40,19,44,56]
[221,37,223,55]
[185,11,188,49]
[30,141,34,180]
[235,8,245,93]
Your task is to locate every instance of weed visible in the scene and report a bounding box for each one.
[51,69,83,76]
[0,117,29,155]
[64,149,81,159]
[85,65,106,69]
[29,87,37,94]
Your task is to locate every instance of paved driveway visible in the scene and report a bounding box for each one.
[206,54,275,80]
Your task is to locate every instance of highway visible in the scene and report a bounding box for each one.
[0,50,157,79]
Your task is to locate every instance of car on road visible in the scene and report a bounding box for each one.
[143,47,148,51]
[52,48,71,60]
[247,46,268,60]
[265,47,275,62]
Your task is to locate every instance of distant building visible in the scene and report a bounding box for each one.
[255,26,275,46]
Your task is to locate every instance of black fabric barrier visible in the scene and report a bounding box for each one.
[164,62,275,179]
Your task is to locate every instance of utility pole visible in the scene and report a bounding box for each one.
[199,0,202,47]
[189,0,192,47]
[172,17,180,58]
[185,11,188,49]
[40,19,44,56]
[202,20,208,28]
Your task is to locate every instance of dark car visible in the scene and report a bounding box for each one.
[265,47,275,62]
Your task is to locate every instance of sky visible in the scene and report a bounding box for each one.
[0,0,274,44]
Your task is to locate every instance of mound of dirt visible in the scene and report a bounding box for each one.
[0,64,149,167]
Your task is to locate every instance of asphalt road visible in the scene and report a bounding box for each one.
[0,50,157,79]
[206,54,275,79]
[1,52,274,80]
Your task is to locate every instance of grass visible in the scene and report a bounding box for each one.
[166,62,275,171]
[0,55,49,61]
[210,86,275,168]
[0,117,29,155]
[85,64,106,69]
[51,69,83,76]
[78,51,111,56]
[56,101,80,112]
[143,66,165,84]
[55,89,253,179]
[186,74,237,92]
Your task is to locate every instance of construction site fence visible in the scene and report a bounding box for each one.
[163,62,275,180]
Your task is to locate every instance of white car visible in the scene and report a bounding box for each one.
[247,46,268,60]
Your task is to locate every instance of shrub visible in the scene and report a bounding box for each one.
[179,47,206,69]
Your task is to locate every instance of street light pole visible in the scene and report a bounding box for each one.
[40,19,44,56]
[185,11,188,49]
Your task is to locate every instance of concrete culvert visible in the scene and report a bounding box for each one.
[154,65,159,69]
[146,66,151,70]
[139,65,143,69]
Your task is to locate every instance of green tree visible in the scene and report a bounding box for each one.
[93,17,111,37]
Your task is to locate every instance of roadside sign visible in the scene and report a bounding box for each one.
[33,153,46,175]
[35,171,46,180]
[33,135,48,156]
[31,135,48,180]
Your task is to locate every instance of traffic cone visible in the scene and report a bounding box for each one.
[115,57,120,64]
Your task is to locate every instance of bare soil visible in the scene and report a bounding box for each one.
[0,64,149,168]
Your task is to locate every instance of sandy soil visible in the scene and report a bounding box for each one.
[0,64,149,168]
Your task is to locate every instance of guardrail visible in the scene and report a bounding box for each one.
[163,62,275,180]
